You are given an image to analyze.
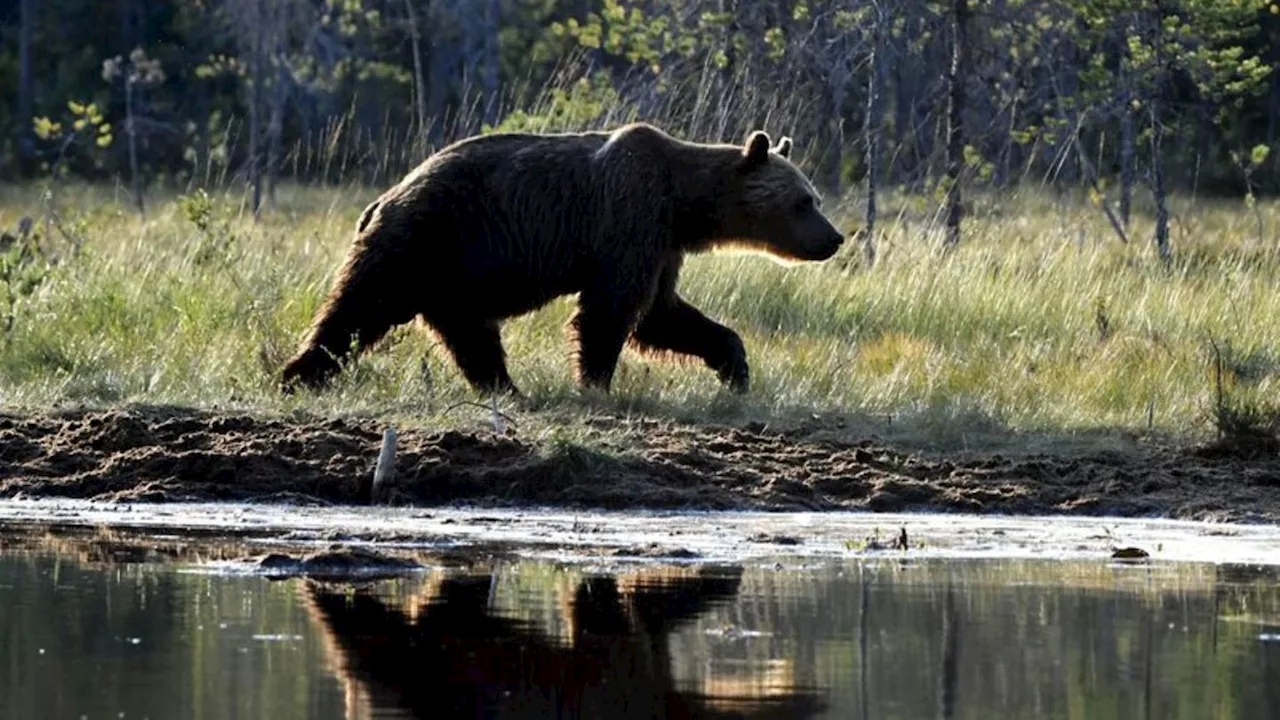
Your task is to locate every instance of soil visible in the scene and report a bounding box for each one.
[1,404,1278,523]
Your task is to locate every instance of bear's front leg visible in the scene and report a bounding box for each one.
[630,296,749,393]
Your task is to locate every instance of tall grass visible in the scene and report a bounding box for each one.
[182,51,834,195]
[1,65,1277,452]
[2,178,1277,451]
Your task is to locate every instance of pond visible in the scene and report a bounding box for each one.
[1,527,1278,719]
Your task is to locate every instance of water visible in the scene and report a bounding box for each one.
[1,544,1279,719]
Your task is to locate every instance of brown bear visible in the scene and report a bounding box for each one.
[280,122,845,397]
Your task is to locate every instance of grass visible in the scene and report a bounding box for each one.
[1,178,1279,453]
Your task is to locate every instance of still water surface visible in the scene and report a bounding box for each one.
[1,547,1278,719]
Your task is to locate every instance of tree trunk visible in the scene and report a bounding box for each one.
[427,2,458,143]
[455,0,485,134]
[1000,91,1017,187]
[864,10,885,266]
[1119,93,1135,228]
[858,570,870,720]
[1151,103,1170,263]
[826,75,846,198]
[1268,69,1280,149]
[939,585,959,719]
[944,0,968,248]
[248,0,264,218]
[892,44,910,187]
[265,1,286,209]
[121,0,142,54]
[1149,3,1170,262]
[483,0,502,127]
[126,79,145,215]
[915,30,940,192]
[404,0,429,150]
[16,0,35,175]
[1114,20,1136,229]
[267,59,286,209]
[194,87,210,187]
[1053,35,1079,185]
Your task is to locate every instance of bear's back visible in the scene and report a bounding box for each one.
[383,130,624,313]
[427,129,612,179]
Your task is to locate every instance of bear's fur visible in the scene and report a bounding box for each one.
[280,122,845,396]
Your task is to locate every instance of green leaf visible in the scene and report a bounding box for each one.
[1250,144,1271,167]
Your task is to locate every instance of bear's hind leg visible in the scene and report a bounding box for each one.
[433,320,520,396]
[629,296,749,393]
[570,288,649,392]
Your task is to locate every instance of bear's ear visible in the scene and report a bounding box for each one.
[774,137,793,159]
[742,130,772,168]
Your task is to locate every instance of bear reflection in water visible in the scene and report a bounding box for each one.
[303,565,823,719]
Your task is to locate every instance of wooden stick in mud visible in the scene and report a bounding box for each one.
[371,426,398,503]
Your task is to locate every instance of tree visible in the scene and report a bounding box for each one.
[15,0,35,175]
[248,0,265,216]
[864,0,888,265]
[102,48,166,215]
[403,0,429,142]
[944,0,969,248]
[1072,0,1271,257]
[0,0,1277,210]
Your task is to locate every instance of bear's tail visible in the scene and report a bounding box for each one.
[280,202,416,392]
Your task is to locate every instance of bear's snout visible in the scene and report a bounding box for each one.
[799,229,844,261]
[819,230,846,259]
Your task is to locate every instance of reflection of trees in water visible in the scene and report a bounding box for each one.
[0,552,328,720]
[0,556,188,719]
[3,540,1280,719]
[302,565,825,719]
[1213,562,1280,716]
[668,560,1280,719]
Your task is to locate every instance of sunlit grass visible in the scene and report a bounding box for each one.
[1,180,1277,450]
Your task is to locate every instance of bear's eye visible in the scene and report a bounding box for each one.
[794,196,815,214]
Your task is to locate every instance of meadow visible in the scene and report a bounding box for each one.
[2,176,1277,456]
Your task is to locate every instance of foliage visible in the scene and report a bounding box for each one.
[4,0,1279,196]
[177,189,241,268]
[484,72,622,133]
[0,220,53,340]
[102,47,166,89]
[30,101,113,176]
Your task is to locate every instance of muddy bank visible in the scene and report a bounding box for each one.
[0,405,1278,523]
[5,500,1280,567]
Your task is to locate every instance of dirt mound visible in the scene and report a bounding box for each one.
[1,406,1278,522]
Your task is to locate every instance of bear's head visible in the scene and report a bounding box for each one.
[709,130,846,263]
